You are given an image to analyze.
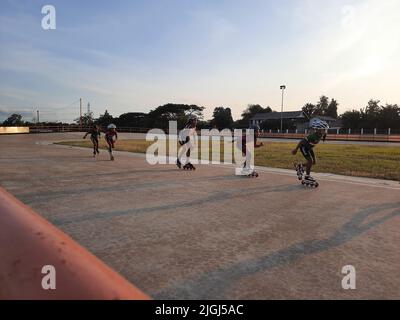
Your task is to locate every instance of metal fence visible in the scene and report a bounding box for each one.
[259,128,400,135]
[28,125,150,134]
[257,128,400,142]
[21,125,400,143]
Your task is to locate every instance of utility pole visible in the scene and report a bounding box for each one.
[87,102,90,114]
[37,110,40,124]
[79,98,82,128]
[280,85,286,133]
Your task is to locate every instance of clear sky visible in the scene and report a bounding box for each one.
[1,0,400,122]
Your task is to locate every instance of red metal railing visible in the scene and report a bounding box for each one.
[0,186,150,300]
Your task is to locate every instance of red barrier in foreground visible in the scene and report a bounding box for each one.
[0,187,150,300]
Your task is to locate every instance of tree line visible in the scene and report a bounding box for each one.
[2,97,400,131]
[340,100,400,130]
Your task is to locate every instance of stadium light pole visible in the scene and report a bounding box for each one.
[79,98,82,129]
[280,85,286,133]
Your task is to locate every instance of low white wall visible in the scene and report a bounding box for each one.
[0,127,30,134]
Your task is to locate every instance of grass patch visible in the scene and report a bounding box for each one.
[56,139,400,181]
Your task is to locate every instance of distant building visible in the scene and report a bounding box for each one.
[250,111,342,131]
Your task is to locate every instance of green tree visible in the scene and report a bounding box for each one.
[341,110,362,129]
[315,95,329,116]
[235,104,272,128]
[303,97,338,119]
[378,104,400,129]
[211,107,234,130]
[3,113,24,126]
[364,100,381,129]
[75,111,94,127]
[340,101,400,130]
[302,103,316,118]
[116,112,147,128]
[145,104,204,130]
[241,104,272,120]
[96,110,114,127]
[326,99,338,118]
[195,120,211,130]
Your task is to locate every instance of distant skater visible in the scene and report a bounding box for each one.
[105,124,118,161]
[292,118,329,186]
[236,124,263,177]
[177,115,198,170]
[83,125,101,157]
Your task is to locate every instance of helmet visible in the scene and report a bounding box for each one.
[310,118,329,130]
[188,114,198,121]
[107,123,117,129]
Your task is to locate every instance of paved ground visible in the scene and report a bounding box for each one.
[1,133,400,299]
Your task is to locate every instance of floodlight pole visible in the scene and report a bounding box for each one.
[79,98,82,129]
[280,85,286,133]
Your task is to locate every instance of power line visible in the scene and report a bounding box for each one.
[40,99,81,111]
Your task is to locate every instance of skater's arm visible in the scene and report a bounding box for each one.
[83,132,88,139]
[292,139,306,155]
[311,150,316,165]
[254,133,263,148]
[256,130,263,148]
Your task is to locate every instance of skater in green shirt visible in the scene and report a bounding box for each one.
[292,118,329,185]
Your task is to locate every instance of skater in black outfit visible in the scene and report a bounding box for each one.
[292,118,329,186]
[83,125,101,157]
[236,124,263,176]
[177,115,197,170]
